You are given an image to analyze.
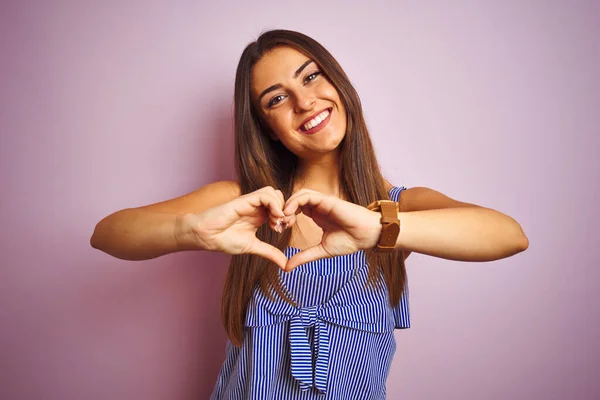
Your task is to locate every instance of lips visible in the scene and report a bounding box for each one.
[298,107,333,131]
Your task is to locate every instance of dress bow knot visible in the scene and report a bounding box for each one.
[245,280,395,394]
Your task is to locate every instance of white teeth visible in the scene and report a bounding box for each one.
[302,109,330,131]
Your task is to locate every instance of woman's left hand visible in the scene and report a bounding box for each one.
[282,189,383,271]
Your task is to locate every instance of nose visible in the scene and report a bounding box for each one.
[293,89,316,113]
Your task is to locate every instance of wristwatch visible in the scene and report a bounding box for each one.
[366,200,400,253]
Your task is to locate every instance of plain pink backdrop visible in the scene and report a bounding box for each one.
[1,1,599,399]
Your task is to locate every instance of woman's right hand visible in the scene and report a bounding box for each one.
[175,186,289,269]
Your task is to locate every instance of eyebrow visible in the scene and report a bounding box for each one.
[257,59,314,103]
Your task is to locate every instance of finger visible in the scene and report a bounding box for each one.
[273,189,290,230]
[248,240,287,270]
[282,213,297,229]
[284,244,330,272]
[248,192,285,219]
[269,218,279,233]
[284,192,327,216]
[263,187,285,218]
[263,192,286,218]
[283,191,307,216]
[274,189,285,211]
[269,217,285,233]
[245,192,285,232]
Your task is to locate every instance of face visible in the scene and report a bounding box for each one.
[251,46,347,160]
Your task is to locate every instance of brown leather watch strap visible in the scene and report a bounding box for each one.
[367,200,400,253]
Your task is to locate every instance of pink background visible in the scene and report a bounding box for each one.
[1,1,599,399]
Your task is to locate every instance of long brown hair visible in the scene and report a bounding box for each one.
[222,29,406,346]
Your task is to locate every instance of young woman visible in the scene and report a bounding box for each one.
[91,30,528,399]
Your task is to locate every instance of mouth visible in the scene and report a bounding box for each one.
[298,107,333,134]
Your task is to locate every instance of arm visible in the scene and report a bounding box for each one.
[90,181,241,261]
[392,187,528,262]
[278,187,528,270]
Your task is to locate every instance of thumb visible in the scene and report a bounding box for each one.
[284,244,330,272]
[248,240,287,270]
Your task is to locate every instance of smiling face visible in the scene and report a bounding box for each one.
[251,46,347,161]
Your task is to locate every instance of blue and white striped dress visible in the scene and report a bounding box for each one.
[211,186,410,399]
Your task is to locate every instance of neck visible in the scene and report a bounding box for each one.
[294,151,342,197]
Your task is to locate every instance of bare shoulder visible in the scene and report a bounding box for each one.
[399,186,480,212]
[137,180,241,214]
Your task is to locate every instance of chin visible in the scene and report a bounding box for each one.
[317,138,345,156]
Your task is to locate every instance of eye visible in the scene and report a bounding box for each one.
[304,71,321,84]
[267,94,285,108]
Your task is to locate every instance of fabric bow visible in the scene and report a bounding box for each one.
[245,271,396,394]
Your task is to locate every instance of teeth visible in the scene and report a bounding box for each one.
[302,109,330,131]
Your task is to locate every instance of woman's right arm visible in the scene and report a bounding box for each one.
[90,181,241,261]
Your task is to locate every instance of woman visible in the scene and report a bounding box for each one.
[91,30,528,399]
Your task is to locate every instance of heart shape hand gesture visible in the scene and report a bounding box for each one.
[281,188,382,271]
[183,186,383,271]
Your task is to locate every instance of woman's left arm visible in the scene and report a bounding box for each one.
[393,187,529,262]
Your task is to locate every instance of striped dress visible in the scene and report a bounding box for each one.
[211,186,410,399]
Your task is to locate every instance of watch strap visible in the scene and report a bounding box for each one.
[367,200,400,253]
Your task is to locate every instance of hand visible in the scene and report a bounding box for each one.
[282,189,382,271]
[180,186,291,269]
